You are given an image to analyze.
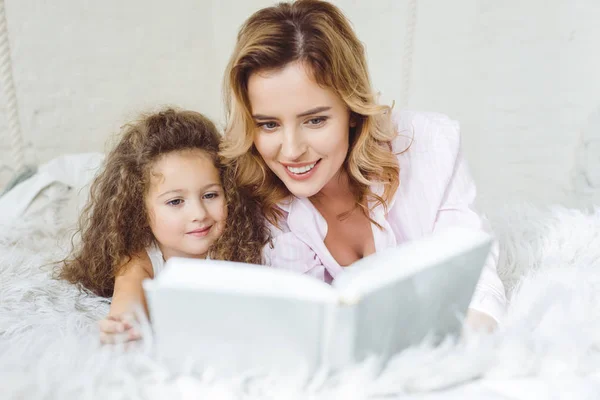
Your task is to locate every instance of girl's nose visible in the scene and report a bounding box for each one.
[191,200,208,222]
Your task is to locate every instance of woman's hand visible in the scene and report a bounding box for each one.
[466,308,498,333]
[98,313,141,344]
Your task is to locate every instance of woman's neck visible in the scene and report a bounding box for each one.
[310,169,356,210]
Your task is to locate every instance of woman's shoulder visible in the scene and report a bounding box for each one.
[390,109,461,155]
[387,110,466,205]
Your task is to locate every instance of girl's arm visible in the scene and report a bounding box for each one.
[99,251,154,343]
[110,252,153,316]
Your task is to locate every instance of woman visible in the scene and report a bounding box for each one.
[220,0,506,329]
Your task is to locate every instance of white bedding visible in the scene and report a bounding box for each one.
[0,155,599,399]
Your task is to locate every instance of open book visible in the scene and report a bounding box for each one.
[143,227,492,375]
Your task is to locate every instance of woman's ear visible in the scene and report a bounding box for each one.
[349,113,358,128]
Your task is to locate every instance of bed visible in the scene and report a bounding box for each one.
[1,156,599,399]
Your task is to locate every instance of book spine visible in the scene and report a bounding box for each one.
[319,302,356,370]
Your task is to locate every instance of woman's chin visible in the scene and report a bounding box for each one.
[275,169,327,198]
[281,180,322,199]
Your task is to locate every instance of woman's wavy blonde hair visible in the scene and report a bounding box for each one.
[56,108,269,297]
[221,0,401,227]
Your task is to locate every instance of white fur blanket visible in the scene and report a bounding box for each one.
[1,184,600,399]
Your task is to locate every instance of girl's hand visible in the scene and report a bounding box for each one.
[98,314,141,344]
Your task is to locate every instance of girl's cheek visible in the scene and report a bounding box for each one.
[214,220,227,240]
[221,202,228,222]
[216,197,228,222]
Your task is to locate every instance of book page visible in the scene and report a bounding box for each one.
[330,227,492,362]
[144,258,341,374]
[145,283,340,375]
[331,227,491,299]
[153,257,338,303]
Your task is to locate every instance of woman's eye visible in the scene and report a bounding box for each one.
[307,117,327,126]
[258,121,279,131]
[167,199,183,206]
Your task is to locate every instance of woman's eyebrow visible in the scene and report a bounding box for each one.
[296,106,331,118]
[252,114,275,120]
[252,106,331,120]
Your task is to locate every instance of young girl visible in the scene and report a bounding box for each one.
[57,108,269,343]
[219,0,506,330]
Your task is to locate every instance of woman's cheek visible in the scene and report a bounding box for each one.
[254,134,278,159]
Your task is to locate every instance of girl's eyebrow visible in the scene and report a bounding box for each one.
[158,189,183,198]
[252,106,331,120]
[201,183,222,191]
[158,183,221,198]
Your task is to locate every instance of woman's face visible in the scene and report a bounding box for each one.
[248,62,351,198]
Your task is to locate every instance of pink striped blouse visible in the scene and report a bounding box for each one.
[262,110,507,323]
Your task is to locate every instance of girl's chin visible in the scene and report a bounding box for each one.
[173,246,212,259]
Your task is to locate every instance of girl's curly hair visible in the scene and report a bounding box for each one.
[56,108,269,297]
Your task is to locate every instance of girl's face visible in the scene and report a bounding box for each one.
[145,149,227,260]
[248,62,351,198]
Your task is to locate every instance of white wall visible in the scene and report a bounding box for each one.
[1,0,599,210]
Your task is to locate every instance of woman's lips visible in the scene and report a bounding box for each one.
[281,159,321,181]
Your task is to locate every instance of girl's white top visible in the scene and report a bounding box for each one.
[146,242,166,277]
[146,242,211,277]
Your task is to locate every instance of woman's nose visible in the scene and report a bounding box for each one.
[280,128,306,160]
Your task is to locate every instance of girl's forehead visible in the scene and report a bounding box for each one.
[147,150,220,189]
[151,149,211,169]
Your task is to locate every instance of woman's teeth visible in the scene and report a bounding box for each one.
[286,162,317,174]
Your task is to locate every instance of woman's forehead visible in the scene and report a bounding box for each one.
[247,63,343,117]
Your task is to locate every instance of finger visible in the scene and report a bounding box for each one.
[100,331,118,344]
[128,329,142,341]
[120,314,138,328]
[100,331,140,345]
[103,315,136,330]
[108,314,138,329]
[98,319,127,334]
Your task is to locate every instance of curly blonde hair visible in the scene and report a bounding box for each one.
[57,108,269,297]
[220,0,401,227]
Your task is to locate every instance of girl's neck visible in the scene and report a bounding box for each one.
[157,242,208,262]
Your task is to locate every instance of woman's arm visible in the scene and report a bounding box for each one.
[99,251,154,343]
[431,120,507,331]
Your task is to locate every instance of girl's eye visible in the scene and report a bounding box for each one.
[167,199,183,206]
[203,192,219,200]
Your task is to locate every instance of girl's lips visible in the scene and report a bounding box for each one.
[186,226,212,237]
